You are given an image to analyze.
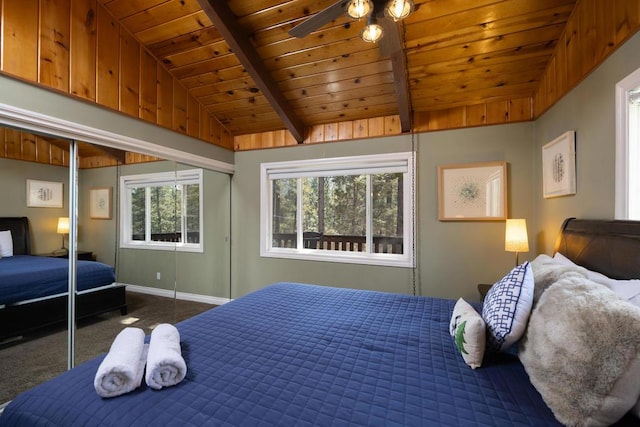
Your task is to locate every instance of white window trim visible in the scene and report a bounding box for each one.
[615,67,640,219]
[260,152,415,268]
[120,169,204,252]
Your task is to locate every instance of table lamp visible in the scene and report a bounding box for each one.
[56,217,69,255]
[505,218,529,266]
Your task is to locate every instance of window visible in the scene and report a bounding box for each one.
[616,68,640,220]
[120,169,203,252]
[260,153,414,267]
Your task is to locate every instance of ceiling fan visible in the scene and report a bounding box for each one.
[288,0,415,55]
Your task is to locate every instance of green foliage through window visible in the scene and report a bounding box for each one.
[262,153,413,267]
[122,170,202,249]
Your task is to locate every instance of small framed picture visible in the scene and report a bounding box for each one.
[27,179,63,208]
[542,131,576,198]
[89,187,112,219]
[438,161,507,221]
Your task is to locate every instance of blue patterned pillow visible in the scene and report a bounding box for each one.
[482,262,534,352]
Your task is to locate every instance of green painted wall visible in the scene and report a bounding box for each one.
[534,31,640,253]
[232,123,536,302]
[78,166,119,264]
[81,161,232,298]
[0,157,69,254]
[418,124,535,300]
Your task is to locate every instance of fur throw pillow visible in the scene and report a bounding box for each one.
[519,275,640,426]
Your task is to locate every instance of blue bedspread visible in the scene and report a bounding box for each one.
[0,255,116,305]
[1,283,562,426]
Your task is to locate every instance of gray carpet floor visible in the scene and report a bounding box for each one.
[0,292,215,405]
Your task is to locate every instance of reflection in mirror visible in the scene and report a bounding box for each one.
[175,162,231,303]
[78,146,229,373]
[0,125,232,406]
[0,126,71,404]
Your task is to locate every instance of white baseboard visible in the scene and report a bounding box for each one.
[119,283,231,306]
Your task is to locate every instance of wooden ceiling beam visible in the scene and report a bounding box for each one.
[196,0,306,143]
[94,145,127,164]
[383,21,412,132]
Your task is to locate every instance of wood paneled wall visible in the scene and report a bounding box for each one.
[534,0,640,116]
[234,97,534,151]
[0,127,160,169]
[413,97,533,133]
[0,128,70,166]
[0,0,232,155]
[234,115,404,150]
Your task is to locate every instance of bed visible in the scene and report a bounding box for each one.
[0,217,126,340]
[1,218,639,426]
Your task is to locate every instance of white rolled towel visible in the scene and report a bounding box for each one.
[94,327,148,398]
[145,323,187,390]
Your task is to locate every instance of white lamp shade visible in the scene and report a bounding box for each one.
[57,217,70,234]
[505,219,529,252]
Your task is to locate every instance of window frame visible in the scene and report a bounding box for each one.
[260,152,415,268]
[615,67,640,219]
[119,169,204,252]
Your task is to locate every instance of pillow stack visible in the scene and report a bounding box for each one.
[449,261,534,368]
[449,253,640,424]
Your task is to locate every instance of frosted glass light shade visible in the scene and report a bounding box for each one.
[360,18,384,43]
[384,0,415,22]
[346,0,373,19]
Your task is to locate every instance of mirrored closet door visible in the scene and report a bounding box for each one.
[1,126,232,406]
[0,127,72,405]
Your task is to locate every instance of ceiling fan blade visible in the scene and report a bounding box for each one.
[378,18,402,57]
[289,1,349,38]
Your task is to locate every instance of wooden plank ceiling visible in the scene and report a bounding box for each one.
[93,0,577,141]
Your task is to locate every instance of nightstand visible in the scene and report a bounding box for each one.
[37,251,94,261]
[477,284,493,301]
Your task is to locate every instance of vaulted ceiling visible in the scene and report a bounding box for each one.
[98,0,577,142]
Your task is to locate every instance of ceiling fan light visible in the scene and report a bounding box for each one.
[384,0,414,21]
[346,0,373,20]
[360,18,384,43]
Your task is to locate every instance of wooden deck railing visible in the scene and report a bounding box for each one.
[131,232,200,243]
[272,233,403,254]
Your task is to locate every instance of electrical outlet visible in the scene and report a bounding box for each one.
[156,272,161,280]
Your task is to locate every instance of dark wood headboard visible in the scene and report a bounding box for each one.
[554,218,640,280]
[0,217,31,255]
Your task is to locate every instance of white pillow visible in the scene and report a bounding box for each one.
[0,230,13,257]
[553,252,640,307]
[482,261,534,352]
[449,298,486,369]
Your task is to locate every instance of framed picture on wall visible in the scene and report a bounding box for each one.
[26,179,63,208]
[89,187,112,219]
[438,161,507,221]
[542,131,576,198]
